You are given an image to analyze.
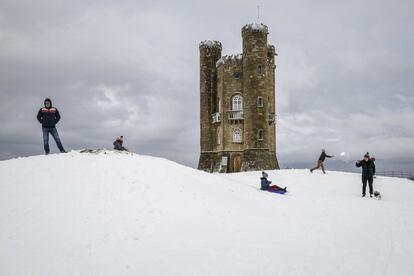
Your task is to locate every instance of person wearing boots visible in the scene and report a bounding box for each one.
[356,153,376,197]
[310,149,334,173]
[36,98,66,154]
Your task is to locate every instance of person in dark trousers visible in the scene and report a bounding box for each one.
[113,136,127,151]
[260,171,286,192]
[356,153,376,197]
[310,149,334,173]
[37,98,66,155]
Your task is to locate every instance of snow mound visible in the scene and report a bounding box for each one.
[1,151,414,275]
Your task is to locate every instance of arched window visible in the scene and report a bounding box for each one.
[257,65,262,74]
[257,96,263,107]
[232,95,243,111]
[233,128,242,143]
[217,128,221,145]
[258,129,264,141]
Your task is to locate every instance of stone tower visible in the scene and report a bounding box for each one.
[198,23,280,173]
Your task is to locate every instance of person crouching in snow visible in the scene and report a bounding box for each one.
[260,171,286,192]
[113,135,127,151]
[356,153,376,197]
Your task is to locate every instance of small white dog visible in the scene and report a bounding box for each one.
[373,190,382,200]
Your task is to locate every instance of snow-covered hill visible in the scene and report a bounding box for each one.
[0,150,413,276]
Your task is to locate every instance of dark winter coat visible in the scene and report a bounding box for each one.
[37,99,61,128]
[371,159,376,175]
[113,139,124,150]
[260,177,272,190]
[318,152,333,162]
[356,159,376,178]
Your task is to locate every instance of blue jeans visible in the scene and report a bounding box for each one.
[42,127,65,154]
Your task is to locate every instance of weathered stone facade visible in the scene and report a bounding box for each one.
[198,23,280,173]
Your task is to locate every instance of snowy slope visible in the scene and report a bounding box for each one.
[0,150,413,276]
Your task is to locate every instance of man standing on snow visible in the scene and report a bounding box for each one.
[310,149,334,174]
[356,153,376,197]
[37,98,66,155]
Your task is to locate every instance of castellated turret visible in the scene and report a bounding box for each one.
[198,24,280,173]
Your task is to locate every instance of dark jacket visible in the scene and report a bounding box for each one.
[356,159,376,178]
[113,138,124,150]
[371,159,376,175]
[260,177,271,190]
[318,152,333,162]
[37,99,61,128]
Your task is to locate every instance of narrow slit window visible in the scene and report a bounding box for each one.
[258,129,264,141]
[257,96,263,107]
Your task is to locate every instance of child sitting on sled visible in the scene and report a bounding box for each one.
[260,171,287,192]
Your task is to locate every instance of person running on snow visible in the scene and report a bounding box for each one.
[260,171,287,192]
[356,153,376,197]
[113,135,127,151]
[310,149,334,173]
[37,98,66,155]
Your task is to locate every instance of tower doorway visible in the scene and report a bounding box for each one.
[233,155,242,172]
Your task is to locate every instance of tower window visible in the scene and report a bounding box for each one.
[257,96,264,107]
[218,97,221,112]
[233,128,242,143]
[232,95,243,111]
[233,72,241,79]
[217,128,221,145]
[257,65,262,74]
[258,129,264,141]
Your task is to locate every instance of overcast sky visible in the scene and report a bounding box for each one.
[1,0,413,173]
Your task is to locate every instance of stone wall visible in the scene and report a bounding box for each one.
[198,25,280,173]
[198,41,221,172]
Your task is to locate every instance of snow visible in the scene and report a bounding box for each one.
[243,23,269,34]
[216,54,243,67]
[199,40,222,49]
[1,150,414,275]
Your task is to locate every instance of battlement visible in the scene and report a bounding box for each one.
[216,54,243,68]
[199,40,222,50]
[242,23,269,34]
